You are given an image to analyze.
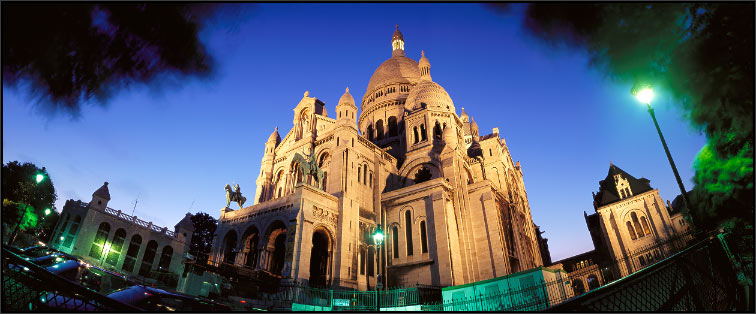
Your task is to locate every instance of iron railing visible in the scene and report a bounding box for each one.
[250,230,752,311]
[1,247,143,311]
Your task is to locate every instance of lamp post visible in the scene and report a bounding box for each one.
[8,169,47,246]
[372,225,384,310]
[631,85,692,211]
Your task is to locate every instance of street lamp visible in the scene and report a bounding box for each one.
[8,169,48,246]
[631,84,692,211]
[372,225,384,310]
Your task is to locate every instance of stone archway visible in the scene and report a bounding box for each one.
[265,220,287,275]
[309,228,332,287]
[222,230,238,264]
[243,226,260,268]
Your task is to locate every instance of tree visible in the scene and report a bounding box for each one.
[2,161,58,245]
[2,3,219,116]
[504,3,754,231]
[188,212,217,263]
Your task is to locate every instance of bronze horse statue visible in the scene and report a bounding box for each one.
[225,183,247,208]
[292,150,324,190]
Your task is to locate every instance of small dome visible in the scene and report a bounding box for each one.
[338,87,356,108]
[268,127,281,143]
[405,80,454,112]
[460,107,469,122]
[418,50,431,81]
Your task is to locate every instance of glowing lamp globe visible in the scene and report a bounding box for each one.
[35,173,45,184]
[44,208,51,216]
[635,87,654,104]
[373,227,384,246]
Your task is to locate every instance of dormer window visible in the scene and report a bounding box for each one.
[614,174,633,199]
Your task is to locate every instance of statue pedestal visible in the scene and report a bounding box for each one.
[220,207,234,219]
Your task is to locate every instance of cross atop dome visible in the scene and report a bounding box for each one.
[392,24,405,57]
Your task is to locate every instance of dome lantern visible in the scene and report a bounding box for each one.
[392,24,405,57]
[419,50,432,81]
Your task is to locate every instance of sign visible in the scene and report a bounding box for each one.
[333,299,350,307]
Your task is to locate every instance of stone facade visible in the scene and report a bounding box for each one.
[211,27,543,290]
[584,163,687,277]
[51,182,193,287]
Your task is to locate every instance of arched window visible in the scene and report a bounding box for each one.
[631,212,644,238]
[388,116,398,137]
[55,214,71,245]
[122,235,142,273]
[367,247,375,277]
[63,216,81,247]
[367,125,374,141]
[105,228,127,266]
[433,121,442,139]
[413,126,419,144]
[587,275,600,290]
[420,221,428,253]
[369,172,373,187]
[89,222,110,259]
[358,167,362,183]
[405,211,414,256]
[420,123,427,141]
[363,165,368,184]
[139,240,158,277]
[392,227,399,258]
[157,246,173,271]
[627,221,637,240]
[641,216,651,235]
[376,120,385,140]
[360,247,366,275]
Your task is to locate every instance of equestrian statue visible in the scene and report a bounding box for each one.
[225,183,247,209]
[292,149,324,190]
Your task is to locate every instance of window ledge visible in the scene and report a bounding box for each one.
[388,258,434,269]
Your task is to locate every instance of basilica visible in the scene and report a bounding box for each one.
[209,27,544,290]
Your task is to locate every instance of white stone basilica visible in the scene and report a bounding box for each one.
[209,26,543,290]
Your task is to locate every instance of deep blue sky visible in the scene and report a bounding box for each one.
[2,4,706,261]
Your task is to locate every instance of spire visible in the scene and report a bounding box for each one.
[392,24,405,57]
[419,50,431,81]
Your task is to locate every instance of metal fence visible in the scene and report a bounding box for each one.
[549,231,750,311]
[1,247,143,311]
[258,230,751,311]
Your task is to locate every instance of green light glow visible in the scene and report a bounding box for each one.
[35,173,44,183]
[635,87,654,104]
[60,236,64,241]
[44,208,51,216]
[373,227,384,245]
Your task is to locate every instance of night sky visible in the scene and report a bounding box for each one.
[2,4,706,261]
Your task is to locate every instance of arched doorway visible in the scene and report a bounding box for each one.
[309,228,331,287]
[222,231,238,264]
[587,274,600,290]
[265,221,287,275]
[243,226,260,268]
[572,279,586,295]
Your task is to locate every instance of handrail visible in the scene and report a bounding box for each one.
[2,246,144,311]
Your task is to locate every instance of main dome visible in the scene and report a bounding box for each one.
[365,56,420,98]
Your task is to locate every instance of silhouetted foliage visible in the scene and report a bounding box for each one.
[2,3,218,116]
[189,212,217,263]
[2,161,58,243]
[499,3,754,230]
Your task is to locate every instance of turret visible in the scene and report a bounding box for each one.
[419,50,432,81]
[336,87,358,125]
[256,127,280,203]
[90,182,110,211]
[174,212,195,244]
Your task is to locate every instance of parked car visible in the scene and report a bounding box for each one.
[39,285,232,311]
